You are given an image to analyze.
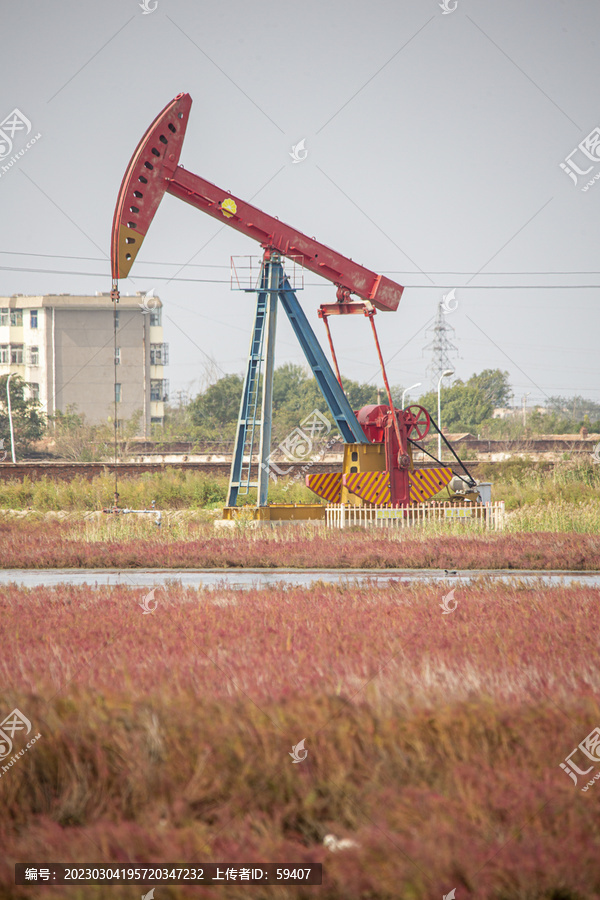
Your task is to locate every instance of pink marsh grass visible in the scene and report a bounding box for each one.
[1,581,600,898]
[0,518,600,569]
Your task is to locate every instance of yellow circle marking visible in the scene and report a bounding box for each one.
[221,198,237,219]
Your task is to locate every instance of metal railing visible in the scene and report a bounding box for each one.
[150,378,169,402]
[230,255,305,292]
[150,343,169,366]
[326,501,506,530]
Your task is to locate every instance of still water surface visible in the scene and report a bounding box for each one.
[1,568,599,589]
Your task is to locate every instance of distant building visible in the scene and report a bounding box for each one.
[493,406,548,421]
[0,293,168,432]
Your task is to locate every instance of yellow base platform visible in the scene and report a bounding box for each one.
[221,504,327,522]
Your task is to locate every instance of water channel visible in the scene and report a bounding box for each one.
[1,569,599,589]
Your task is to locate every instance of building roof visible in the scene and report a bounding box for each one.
[428,432,476,442]
[0,293,162,310]
[533,433,600,441]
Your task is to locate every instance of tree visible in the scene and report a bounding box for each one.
[416,369,513,434]
[419,383,494,433]
[467,369,511,408]
[188,374,243,439]
[0,375,44,454]
[545,396,600,433]
[0,375,45,456]
[342,378,378,411]
[271,367,378,441]
[443,384,495,431]
[272,363,310,414]
[185,365,381,446]
[49,405,113,461]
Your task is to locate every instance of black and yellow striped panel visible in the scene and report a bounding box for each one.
[344,471,391,505]
[306,472,342,503]
[408,467,453,502]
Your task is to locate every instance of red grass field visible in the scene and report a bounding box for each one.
[0,519,599,569]
[1,580,600,898]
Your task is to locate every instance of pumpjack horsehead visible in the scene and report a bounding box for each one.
[111,93,475,510]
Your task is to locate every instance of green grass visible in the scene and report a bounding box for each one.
[476,458,600,508]
[0,471,318,512]
[0,460,599,532]
[505,499,600,533]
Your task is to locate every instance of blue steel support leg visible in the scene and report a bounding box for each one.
[257,259,280,507]
[278,279,369,444]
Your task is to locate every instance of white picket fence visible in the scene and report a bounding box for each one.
[326,501,506,530]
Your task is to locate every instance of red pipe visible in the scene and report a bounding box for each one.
[366,311,403,453]
[319,312,344,388]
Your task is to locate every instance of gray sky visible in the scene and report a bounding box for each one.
[1,0,599,410]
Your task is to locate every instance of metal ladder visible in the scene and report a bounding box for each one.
[227,283,269,506]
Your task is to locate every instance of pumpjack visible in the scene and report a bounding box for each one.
[111,93,478,516]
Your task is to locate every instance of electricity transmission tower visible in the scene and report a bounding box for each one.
[423,300,459,388]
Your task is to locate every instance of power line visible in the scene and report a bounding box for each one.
[466,314,550,401]
[1,264,600,288]
[0,249,230,268]
[164,314,227,377]
[366,315,435,384]
[386,271,600,276]
[0,265,228,283]
[2,252,600,282]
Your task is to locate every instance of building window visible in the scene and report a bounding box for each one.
[150,307,162,327]
[30,310,38,329]
[28,346,39,366]
[30,383,39,401]
[150,343,169,366]
[10,344,23,364]
[0,345,8,363]
[150,378,169,402]
[115,383,122,403]
[114,347,121,366]
[10,310,23,327]
[0,309,8,327]
[151,416,164,426]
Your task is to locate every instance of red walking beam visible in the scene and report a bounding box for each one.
[111,93,404,313]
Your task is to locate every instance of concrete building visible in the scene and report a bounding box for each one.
[0,293,168,432]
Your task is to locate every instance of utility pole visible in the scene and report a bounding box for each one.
[522,393,531,428]
[6,374,16,463]
[437,370,455,459]
[402,382,421,409]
